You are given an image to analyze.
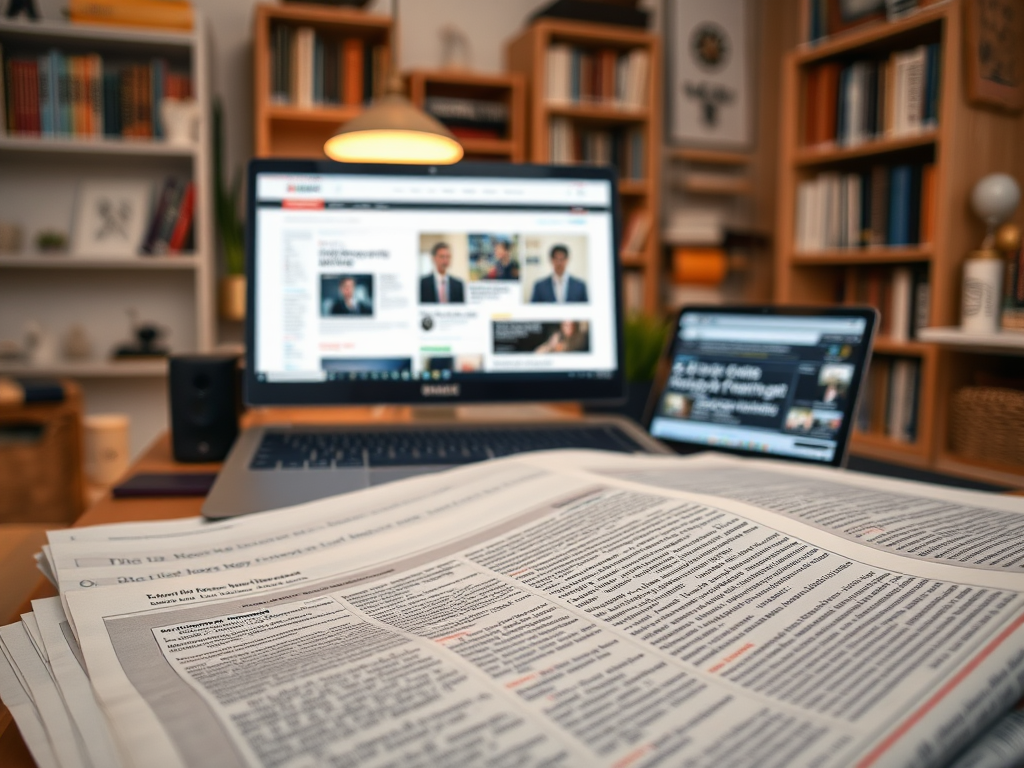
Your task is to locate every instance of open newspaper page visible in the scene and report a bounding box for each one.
[51,451,1024,768]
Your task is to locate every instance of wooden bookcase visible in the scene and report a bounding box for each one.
[774,0,1024,483]
[405,69,525,163]
[506,18,662,316]
[253,3,392,158]
[0,16,216,457]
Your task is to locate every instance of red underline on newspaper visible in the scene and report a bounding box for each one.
[857,612,1024,768]
[708,642,755,673]
[509,568,532,576]
[612,744,653,768]
[506,674,537,689]
[434,632,469,643]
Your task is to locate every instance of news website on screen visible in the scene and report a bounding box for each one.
[649,313,870,463]
[253,173,618,383]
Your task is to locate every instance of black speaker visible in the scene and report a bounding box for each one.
[169,355,240,462]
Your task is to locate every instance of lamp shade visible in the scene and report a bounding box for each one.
[323,92,464,164]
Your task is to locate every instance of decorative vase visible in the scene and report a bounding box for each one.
[219,275,246,321]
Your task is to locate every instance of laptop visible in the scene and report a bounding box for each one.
[644,305,877,467]
[202,160,670,519]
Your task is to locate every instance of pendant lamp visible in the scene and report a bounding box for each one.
[323,2,463,164]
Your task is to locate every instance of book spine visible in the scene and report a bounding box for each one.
[167,181,194,253]
[103,69,120,136]
[37,54,53,136]
[68,0,193,31]
[24,59,41,135]
[151,58,164,138]
[0,45,6,136]
[887,165,911,245]
[362,39,373,106]
[342,38,363,106]
[120,65,135,137]
[90,54,103,137]
[889,267,913,341]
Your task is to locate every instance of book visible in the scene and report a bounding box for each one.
[887,164,913,246]
[342,38,364,106]
[621,209,651,255]
[68,0,194,31]
[167,182,195,254]
[889,266,913,342]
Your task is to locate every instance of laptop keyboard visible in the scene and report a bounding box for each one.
[250,426,646,470]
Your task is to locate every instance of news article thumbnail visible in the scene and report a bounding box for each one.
[320,274,374,317]
[660,356,791,428]
[519,234,590,304]
[493,321,590,353]
[469,233,520,281]
[418,234,470,304]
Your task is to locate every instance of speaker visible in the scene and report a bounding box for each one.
[169,355,240,462]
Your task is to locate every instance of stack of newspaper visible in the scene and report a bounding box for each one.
[4,450,1024,768]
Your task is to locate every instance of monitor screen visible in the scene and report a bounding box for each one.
[646,307,876,466]
[245,161,625,406]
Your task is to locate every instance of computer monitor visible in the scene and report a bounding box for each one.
[645,306,877,467]
[245,160,625,406]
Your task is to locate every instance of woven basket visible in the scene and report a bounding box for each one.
[949,386,1024,467]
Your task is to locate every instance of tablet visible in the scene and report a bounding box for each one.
[644,306,877,467]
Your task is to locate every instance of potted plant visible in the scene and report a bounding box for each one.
[590,312,670,422]
[214,101,246,321]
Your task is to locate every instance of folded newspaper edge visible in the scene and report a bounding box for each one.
[4,450,1024,768]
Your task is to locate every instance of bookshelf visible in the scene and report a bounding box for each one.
[405,69,525,163]
[252,3,392,158]
[0,16,216,456]
[774,0,1024,484]
[506,18,661,316]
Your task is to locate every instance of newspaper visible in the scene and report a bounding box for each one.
[5,450,1024,768]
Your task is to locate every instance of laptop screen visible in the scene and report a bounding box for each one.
[245,161,625,406]
[646,307,876,466]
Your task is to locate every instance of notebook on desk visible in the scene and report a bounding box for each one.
[202,160,669,519]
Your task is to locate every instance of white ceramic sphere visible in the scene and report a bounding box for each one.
[971,173,1021,226]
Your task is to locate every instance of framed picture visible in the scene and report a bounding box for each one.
[667,0,752,149]
[964,0,1024,113]
[71,180,153,258]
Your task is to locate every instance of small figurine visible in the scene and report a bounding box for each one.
[113,309,169,358]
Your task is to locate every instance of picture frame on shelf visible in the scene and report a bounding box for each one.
[71,180,153,258]
[666,0,752,150]
[963,0,1024,113]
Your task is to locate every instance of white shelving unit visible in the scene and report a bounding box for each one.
[0,16,215,456]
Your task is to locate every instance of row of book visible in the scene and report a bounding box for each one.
[1,48,191,139]
[856,356,920,443]
[269,24,387,108]
[794,162,935,252]
[549,118,645,178]
[141,177,195,255]
[424,96,509,140]
[803,44,941,147]
[545,45,649,110]
[849,266,931,341]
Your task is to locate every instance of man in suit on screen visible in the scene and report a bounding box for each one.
[530,244,588,303]
[330,276,372,315]
[420,242,465,304]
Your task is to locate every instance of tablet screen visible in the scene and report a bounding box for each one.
[647,307,876,466]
